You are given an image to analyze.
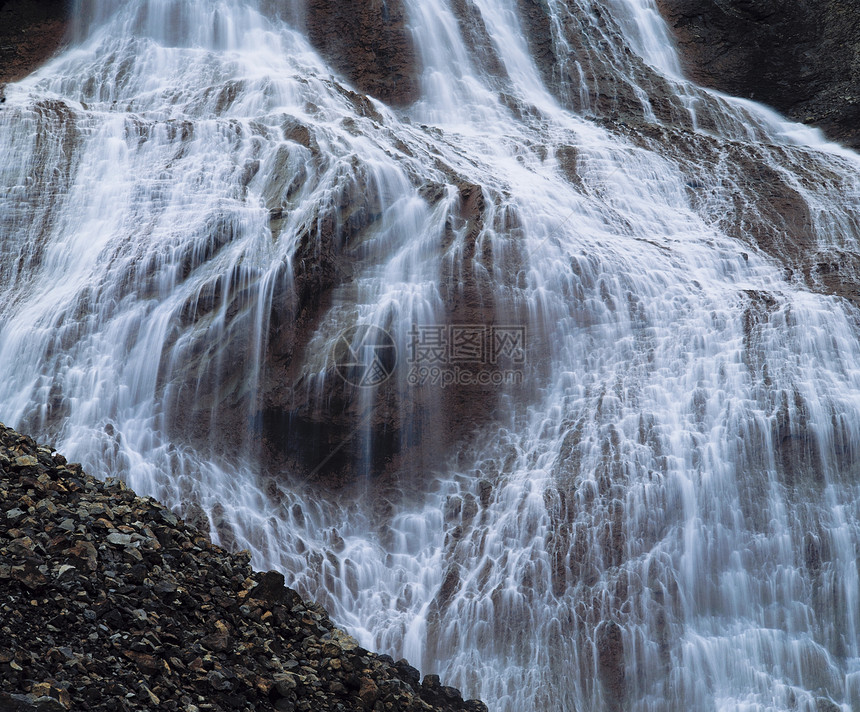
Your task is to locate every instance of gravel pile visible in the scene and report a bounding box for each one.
[0,423,487,712]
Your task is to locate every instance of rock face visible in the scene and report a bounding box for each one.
[0,423,487,712]
[511,0,694,128]
[254,176,526,493]
[302,0,420,105]
[656,0,860,147]
[0,0,70,83]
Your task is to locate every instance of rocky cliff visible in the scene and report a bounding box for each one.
[656,0,860,147]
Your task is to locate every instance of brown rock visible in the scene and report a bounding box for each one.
[0,422,486,712]
[122,650,166,676]
[10,562,48,589]
[303,0,419,105]
[29,683,69,708]
[358,676,378,708]
[248,570,296,606]
[0,0,69,84]
[273,671,299,695]
[65,541,97,571]
[200,620,232,652]
[656,0,860,147]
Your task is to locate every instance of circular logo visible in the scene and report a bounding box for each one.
[332,325,397,388]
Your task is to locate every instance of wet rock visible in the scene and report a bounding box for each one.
[816,698,841,712]
[436,566,461,611]
[515,0,691,126]
[804,532,822,576]
[477,480,492,508]
[163,122,513,499]
[597,621,626,712]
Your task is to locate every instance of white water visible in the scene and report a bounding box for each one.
[3,1,860,710]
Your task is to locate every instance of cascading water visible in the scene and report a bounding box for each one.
[4,0,860,710]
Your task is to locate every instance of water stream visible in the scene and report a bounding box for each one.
[3,1,860,710]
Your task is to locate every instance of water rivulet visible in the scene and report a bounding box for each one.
[3,1,860,710]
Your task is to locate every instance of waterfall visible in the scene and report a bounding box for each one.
[3,0,860,710]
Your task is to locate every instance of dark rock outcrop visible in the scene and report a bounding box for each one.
[513,0,695,129]
[302,0,420,105]
[0,422,487,712]
[596,621,625,712]
[0,0,70,83]
[656,0,860,147]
